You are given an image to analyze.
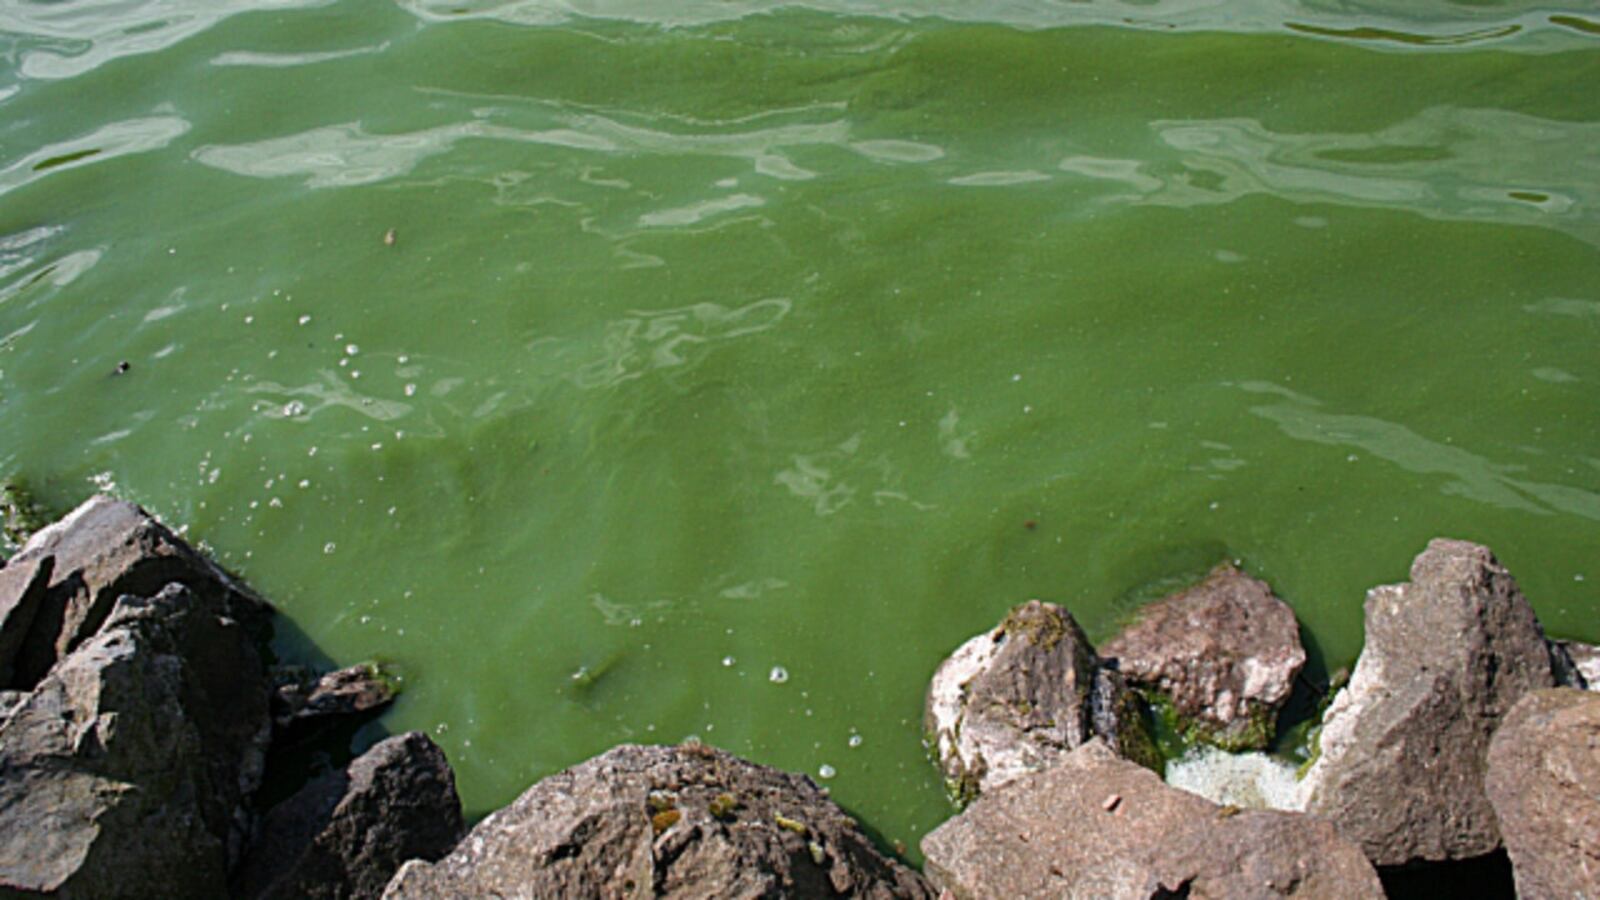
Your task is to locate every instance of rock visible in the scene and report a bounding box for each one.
[924,600,1156,802]
[1100,564,1305,750]
[383,742,935,899]
[1484,688,1600,899]
[0,582,273,897]
[272,662,398,746]
[233,731,462,900]
[0,554,53,685]
[1299,539,1557,866]
[0,495,273,688]
[920,740,1382,899]
[1552,639,1599,690]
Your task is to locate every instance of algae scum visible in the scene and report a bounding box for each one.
[1,0,1598,853]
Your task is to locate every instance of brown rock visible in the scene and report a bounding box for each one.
[1300,539,1557,866]
[0,495,272,688]
[1485,688,1600,899]
[924,600,1156,801]
[1101,564,1305,750]
[921,740,1382,899]
[383,743,934,899]
[233,731,463,900]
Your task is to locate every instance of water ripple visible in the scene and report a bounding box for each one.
[0,0,334,80]
[0,116,191,200]
[1238,382,1600,522]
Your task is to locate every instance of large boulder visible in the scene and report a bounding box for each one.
[0,495,272,689]
[921,740,1382,899]
[383,743,935,899]
[1484,688,1600,899]
[924,600,1156,802]
[1100,564,1305,750]
[1299,539,1558,866]
[232,731,463,900]
[0,583,273,897]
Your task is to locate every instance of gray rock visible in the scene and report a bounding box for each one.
[1485,688,1600,900]
[921,740,1382,899]
[1100,564,1305,750]
[383,743,934,900]
[0,583,273,897]
[924,600,1156,801]
[233,731,463,900]
[0,554,53,685]
[271,662,399,751]
[0,495,272,688]
[1299,539,1557,866]
[1551,639,1599,691]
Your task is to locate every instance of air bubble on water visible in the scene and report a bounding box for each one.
[298,315,311,325]
[244,315,254,324]
[404,383,417,397]
[298,479,310,489]
[1011,373,1021,382]
[849,734,863,748]
[371,442,383,451]
[339,358,349,367]
[345,344,359,356]
[435,722,448,735]
[818,764,836,780]
[769,666,789,684]
[323,542,337,554]
[283,400,305,417]
[1209,501,1220,510]
[397,354,409,364]
[359,615,371,625]
[350,370,361,379]
[722,656,736,667]
[268,497,282,508]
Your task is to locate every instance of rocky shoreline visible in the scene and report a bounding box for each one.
[0,496,1595,897]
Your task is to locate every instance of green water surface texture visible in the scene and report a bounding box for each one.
[2,0,1598,853]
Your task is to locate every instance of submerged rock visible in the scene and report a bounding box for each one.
[0,583,272,897]
[233,731,463,900]
[1100,564,1305,751]
[1299,539,1557,866]
[1484,688,1600,900]
[0,494,273,689]
[383,742,934,899]
[924,600,1157,802]
[921,740,1382,899]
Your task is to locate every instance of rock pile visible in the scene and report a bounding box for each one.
[0,496,460,898]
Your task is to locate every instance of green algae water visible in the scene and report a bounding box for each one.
[2,0,1598,855]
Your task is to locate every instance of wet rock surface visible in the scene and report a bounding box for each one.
[383,742,935,900]
[0,582,272,897]
[924,600,1156,801]
[233,731,463,900]
[1484,688,1600,900]
[272,662,398,747]
[1299,539,1558,866]
[921,740,1382,899]
[1100,564,1305,750]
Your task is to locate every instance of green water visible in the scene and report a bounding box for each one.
[2,0,1598,855]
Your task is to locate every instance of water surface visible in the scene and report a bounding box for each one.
[2,0,1597,854]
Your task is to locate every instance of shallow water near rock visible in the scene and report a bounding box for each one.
[1,0,1597,857]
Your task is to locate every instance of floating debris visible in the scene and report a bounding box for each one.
[114,360,131,374]
[384,228,397,246]
[1102,793,1122,812]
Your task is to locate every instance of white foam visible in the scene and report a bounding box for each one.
[1165,745,1304,812]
